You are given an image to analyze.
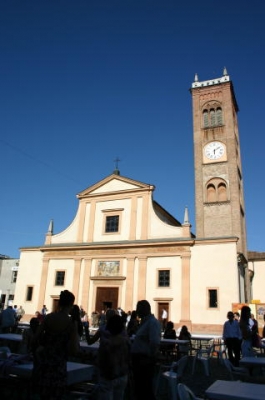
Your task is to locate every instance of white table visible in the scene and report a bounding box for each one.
[80,339,188,350]
[191,334,222,349]
[191,334,222,339]
[17,322,30,332]
[160,338,189,345]
[0,333,22,342]
[205,379,265,400]
[7,361,94,385]
[240,356,265,367]
[80,341,99,353]
[240,356,265,375]
[159,338,191,358]
[0,333,23,353]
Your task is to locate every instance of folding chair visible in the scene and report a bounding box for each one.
[177,383,204,400]
[191,344,214,376]
[223,359,249,381]
[155,355,189,399]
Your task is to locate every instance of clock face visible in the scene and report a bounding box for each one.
[204,142,225,160]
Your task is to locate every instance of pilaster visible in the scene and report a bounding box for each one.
[137,257,147,300]
[179,252,192,330]
[125,257,135,311]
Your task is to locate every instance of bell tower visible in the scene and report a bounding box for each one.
[190,68,247,262]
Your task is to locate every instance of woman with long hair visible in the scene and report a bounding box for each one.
[178,325,192,358]
[126,310,139,337]
[98,314,131,400]
[239,305,255,357]
[70,304,84,339]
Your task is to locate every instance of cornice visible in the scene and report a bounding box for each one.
[21,237,195,253]
[195,236,238,245]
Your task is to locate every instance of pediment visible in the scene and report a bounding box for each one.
[77,173,154,198]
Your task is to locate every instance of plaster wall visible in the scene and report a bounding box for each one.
[45,259,75,299]
[149,200,184,238]
[91,179,139,193]
[93,198,131,241]
[146,256,182,321]
[14,251,43,315]
[249,260,265,302]
[190,241,239,325]
[51,210,79,243]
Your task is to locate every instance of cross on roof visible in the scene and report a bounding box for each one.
[114,157,121,170]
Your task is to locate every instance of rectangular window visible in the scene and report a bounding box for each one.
[11,271,18,283]
[208,289,218,308]
[105,215,119,233]
[55,271,65,286]
[158,270,170,287]
[26,286,33,301]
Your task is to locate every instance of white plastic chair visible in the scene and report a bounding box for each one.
[191,344,214,376]
[157,355,189,399]
[223,359,249,381]
[67,382,99,399]
[211,340,227,363]
[0,346,11,359]
[177,383,204,400]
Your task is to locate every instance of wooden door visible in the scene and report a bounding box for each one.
[95,287,119,312]
[53,299,59,312]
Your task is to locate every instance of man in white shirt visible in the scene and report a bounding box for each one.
[161,308,168,332]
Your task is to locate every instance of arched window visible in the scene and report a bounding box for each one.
[206,179,228,203]
[216,108,222,125]
[218,183,227,201]
[202,105,223,128]
[203,110,209,127]
[207,184,216,202]
[210,109,215,126]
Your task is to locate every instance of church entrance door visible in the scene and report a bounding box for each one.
[95,287,118,312]
[158,302,169,329]
[52,298,59,312]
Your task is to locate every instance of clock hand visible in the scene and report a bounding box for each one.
[214,146,220,154]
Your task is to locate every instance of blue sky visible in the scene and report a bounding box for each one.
[1,0,265,258]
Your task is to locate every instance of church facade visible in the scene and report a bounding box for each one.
[14,70,256,332]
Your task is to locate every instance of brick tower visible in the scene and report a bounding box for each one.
[190,68,249,299]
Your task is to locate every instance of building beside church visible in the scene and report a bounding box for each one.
[14,70,257,332]
[0,255,20,309]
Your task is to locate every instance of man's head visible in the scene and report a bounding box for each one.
[106,315,124,335]
[227,311,234,320]
[136,300,151,319]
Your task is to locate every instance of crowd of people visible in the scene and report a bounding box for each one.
[222,305,263,367]
[0,303,25,333]
[33,297,162,400]
[0,294,163,399]
[1,297,265,400]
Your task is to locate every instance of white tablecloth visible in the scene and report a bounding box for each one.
[7,361,94,385]
[206,379,265,400]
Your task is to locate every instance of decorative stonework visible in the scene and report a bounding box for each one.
[97,260,120,276]
[192,75,230,89]
[200,92,222,101]
[204,201,230,207]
